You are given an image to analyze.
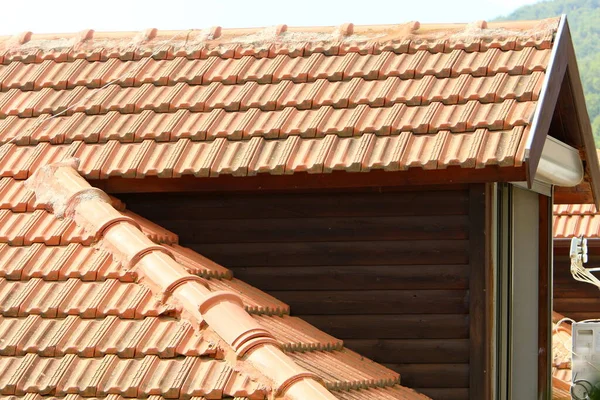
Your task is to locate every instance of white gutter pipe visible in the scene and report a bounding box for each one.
[535,136,584,187]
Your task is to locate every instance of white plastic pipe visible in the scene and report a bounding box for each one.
[536,136,584,187]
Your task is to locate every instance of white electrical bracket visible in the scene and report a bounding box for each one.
[570,236,600,289]
[571,236,589,263]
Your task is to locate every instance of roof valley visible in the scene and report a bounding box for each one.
[24,159,346,400]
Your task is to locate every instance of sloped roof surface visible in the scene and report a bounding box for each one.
[0,18,567,400]
[0,167,428,400]
[554,204,600,239]
[0,19,558,179]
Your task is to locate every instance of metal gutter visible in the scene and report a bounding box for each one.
[536,136,584,187]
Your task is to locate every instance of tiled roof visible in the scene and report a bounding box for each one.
[0,18,570,400]
[552,312,572,400]
[0,19,559,180]
[554,150,600,239]
[0,159,430,400]
[553,204,600,239]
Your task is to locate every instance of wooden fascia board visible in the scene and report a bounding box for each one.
[91,165,527,194]
[561,17,600,209]
[525,15,568,189]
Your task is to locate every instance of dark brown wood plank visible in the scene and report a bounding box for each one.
[554,287,600,298]
[229,265,469,290]
[189,240,470,267]
[415,388,469,400]
[121,187,474,395]
[301,314,469,339]
[468,184,488,400]
[386,363,469,388]
[269,290,468,315]
[158,214,469,243]
[93,165,527,194]
[121,189,470,220]
[554,189,595,205]
[343,339,469,364]
[554,298,600,312]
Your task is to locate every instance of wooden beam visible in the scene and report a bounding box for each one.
[562,16,600,209]
[554,190,595,204]
[554,181,594,204]
[468,184,491,399]
[525,15,569,187]
[91,165,527,194]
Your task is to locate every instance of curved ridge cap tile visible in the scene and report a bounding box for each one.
[469,20,488,30]
[135,28,159,43]
[24,159,340,400]
[199,26,222,41]
[75,29,95,44]
[0,18,559,60]
[14,31,33,45]
[334,23,354,37]
[2,31,33,49]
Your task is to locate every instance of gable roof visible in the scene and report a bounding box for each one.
[554,203,600,241]
[0,159,429,400]
[0,16,597,198]
[0,16,595,400]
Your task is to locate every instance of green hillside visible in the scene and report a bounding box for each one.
[496,0,600,145]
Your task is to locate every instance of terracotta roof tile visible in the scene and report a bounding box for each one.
[0,129,533,180]
[0,316,218,359]
[0,20,557,183]
[333,386,430,399]
[551,312,573,399]
[553,204,600,239]
[290,348,399,390]
[0,243,124,282]
[0,18,566,400]
[207,278,289,316]
[0,354,266,398]
[4,160,431,400]
[0,278,173,319]
[0,397,251,400]
[254,315,342,352]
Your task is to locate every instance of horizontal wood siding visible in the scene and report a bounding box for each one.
[122,187,475,400]
[554,247,600,320]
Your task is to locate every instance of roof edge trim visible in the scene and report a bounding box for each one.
[525,14,569,189]
[561,17,600,209]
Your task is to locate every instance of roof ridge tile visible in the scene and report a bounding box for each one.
[25,161,341,400]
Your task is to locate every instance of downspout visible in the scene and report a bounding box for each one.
[26,159,337,400]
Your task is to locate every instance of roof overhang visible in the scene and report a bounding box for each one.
[525,15,600,208]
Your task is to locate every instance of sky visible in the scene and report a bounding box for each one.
[0,0,545,36]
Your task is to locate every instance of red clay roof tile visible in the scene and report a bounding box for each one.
[8,160,433,400]
[0,17,567,400]
[0,23,556,181]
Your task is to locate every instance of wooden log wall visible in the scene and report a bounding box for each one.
[554,246,600,321]
[122,185,483,400]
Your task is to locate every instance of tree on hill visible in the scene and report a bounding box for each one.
[496,0,600,146]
